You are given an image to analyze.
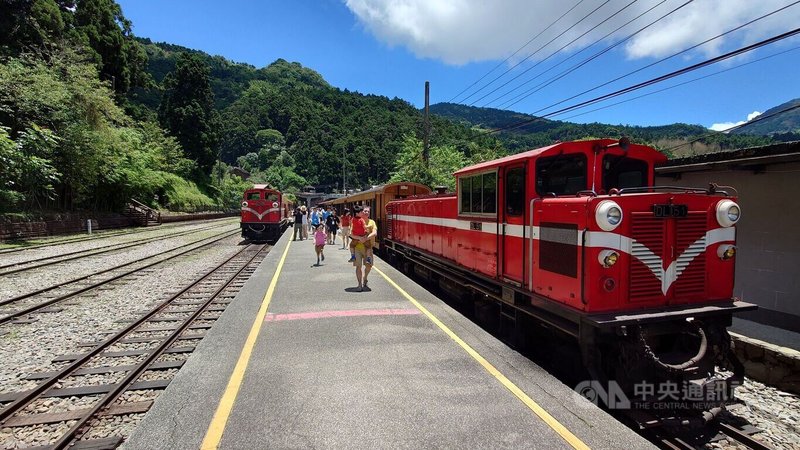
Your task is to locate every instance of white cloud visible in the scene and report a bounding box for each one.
[344,0,800,65]
[709,110,761,131]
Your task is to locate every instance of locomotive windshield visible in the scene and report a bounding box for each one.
[535,153,587,196]
[246,192,261,200]
[266,193,280,203]
[602,155,648,191]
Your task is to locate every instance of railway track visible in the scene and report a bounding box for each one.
[0,221,235,276]
[626,410,775,450]
[0,243,269,449]
[0,229,240,326]
[0,218,234,256]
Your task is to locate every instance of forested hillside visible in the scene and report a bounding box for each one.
[429,103,777,157]
[128,40,501,191]
[1,1,793,216]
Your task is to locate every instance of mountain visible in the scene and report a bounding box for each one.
[429,102,777,157]
[732,98,800,139]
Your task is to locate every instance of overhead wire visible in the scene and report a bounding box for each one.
[497,0,692,109]
[524,0,800,118]
[475,26,800,135]
[558,46,800,121]
[459,0,614,105]
[470,0,643,107]
[447,0,588,104]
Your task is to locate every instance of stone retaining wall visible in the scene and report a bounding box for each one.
[160,212,237,223]
[731,332,800,395]
[0,215,134,242]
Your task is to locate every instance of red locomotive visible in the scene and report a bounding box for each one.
[240,185,292,243]
[385,138,754,410]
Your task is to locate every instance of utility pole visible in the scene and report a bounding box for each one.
[423,81,430,165]
[342,145,346,196]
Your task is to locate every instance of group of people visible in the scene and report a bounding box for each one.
[292,204,377,292]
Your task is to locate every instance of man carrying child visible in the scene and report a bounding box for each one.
[350,206,377,291]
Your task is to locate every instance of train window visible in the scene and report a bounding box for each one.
[470,174,482,212]
[602,155,648,191]
[505,167,525,216]
[536,153,587,196]
[482,172,497,214]
[266,193,279,202]
[459,171,497,215]
[460,177,471,213]
[246,192,261,200]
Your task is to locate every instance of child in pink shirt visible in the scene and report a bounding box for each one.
[314,224,326,265]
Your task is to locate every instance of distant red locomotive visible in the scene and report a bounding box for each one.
[385,139,755,409]
[240,185,291,242]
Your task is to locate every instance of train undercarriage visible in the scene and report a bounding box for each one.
[241,221,287,243]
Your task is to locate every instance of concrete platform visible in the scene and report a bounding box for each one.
[125,230,653,449]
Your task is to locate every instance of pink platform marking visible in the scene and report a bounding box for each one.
[265,308,421,322]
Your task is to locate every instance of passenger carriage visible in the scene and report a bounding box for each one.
[321,182,432,248]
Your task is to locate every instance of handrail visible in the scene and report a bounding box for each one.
[613,184,734,196]
[127,199,162,225]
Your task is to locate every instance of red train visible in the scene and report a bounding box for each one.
[240,185,292,243]
[385,139,755,409]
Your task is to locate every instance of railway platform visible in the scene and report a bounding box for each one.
[125,230,653,449]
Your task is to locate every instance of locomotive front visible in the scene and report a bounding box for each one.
[240,186,287,243]
[535,188,753,410]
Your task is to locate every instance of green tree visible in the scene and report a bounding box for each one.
[158,52,221,174]
[0,0,68,55]
[389,135,464,190]
[73,0,148,93]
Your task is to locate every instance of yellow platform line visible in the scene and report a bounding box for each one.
[374,266,590,450]
[201,239,292,450]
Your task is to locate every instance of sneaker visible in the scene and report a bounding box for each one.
[347,255,355,262]
[357,285,363,292]
[321,253,325,261]
[365,256,372,265]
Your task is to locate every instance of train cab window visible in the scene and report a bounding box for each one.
[482,172,497,213]
[535,153,587,196]
[266,193,279,203]
[458,171,497,215]
[505,167,525,216]
[246,192,261,200]
[602,155,648,191]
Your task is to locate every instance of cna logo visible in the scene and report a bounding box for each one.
[573,380,631,410]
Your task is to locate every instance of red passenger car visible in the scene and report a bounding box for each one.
[385,139,754,404]
[240,185,291,243]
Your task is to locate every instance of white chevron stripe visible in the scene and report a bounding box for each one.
[391,214,735,294]
[241,207,280,220]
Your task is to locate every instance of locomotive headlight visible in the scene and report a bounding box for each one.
[717,244,736,260]
[716,200,740,227]
[595,200,623,231]
[241,201,248,208]
[598,250,619,268]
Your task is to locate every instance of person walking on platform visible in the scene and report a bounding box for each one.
[339,208,351,249]
[325,209,339,244]
[300,205,308,239]
[292,207,305,240]
[313,224,326,265]
[352,206,378,291]
[310,207,321,232]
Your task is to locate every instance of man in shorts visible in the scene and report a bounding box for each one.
[352,206,378,291]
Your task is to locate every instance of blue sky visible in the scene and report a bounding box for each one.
[117,0,800,130]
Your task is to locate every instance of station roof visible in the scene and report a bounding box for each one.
[656,141,800,174]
